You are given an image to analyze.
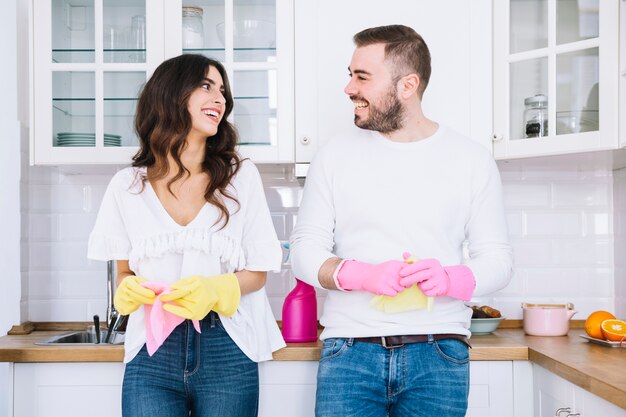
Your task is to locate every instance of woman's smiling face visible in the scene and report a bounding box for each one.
[187,65,227,141]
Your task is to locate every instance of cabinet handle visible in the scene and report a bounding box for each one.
[491,133,504,142]
[566,414,580,417]
[555,408,571,417]
[300,136,311,145]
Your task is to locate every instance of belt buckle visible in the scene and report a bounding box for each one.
[381,336,404,349]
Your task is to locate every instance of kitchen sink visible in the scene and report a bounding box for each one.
[36,331,124,345]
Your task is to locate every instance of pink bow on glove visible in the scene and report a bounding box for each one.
[335,260,406,296]
[399,258,476,301]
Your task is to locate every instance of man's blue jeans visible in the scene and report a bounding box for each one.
[315,336,470,417]
[121,312,259,417]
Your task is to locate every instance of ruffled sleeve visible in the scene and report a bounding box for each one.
[87,170,132,261]
[238,162,282,272]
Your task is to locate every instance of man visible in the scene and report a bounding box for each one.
[289,25,513,417]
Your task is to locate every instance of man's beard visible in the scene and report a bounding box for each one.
[353,87,405,134]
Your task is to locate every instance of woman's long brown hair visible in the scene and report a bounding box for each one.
[132,54,242,229]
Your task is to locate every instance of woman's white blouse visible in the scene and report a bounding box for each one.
[88,161,285,363]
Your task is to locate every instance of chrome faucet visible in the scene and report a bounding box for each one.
[101,260,127,343]
[106,260,118,326]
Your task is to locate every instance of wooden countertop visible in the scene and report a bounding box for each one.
[504,329,626,410]
[1,328,625,410]
[0,328,528,363]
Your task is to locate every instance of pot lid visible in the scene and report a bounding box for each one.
[521,302,575,310]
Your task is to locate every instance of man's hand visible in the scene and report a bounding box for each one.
[336,260,406,296]
[399,259,475,301]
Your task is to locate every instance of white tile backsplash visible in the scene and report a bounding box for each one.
[552,182,611,207]
[502,183,552,207]
[524,211,582,236]
[21,160,625,322]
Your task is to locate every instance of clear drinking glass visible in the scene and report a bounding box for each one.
[130,15,146,62]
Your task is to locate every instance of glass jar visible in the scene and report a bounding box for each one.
[182,6,204,49]
[524,94,548,138]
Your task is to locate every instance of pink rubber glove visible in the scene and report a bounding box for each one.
[399,258,475,301]
[335,260,406,296]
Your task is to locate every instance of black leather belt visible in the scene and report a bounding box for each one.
[353,334,470,349]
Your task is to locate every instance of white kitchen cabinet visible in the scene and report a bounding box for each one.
[9,361,317,417]
[10,361,316,417]
[30,0,294,165]
[294,0,494,168]
[9,360,528,417]
[467,361,533,417]
[12,362,125,417]
[258,361,317,417]
[493,0,621,160]
[533,364,626,417]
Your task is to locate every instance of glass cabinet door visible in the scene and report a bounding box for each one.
[33,0,148,164]
[103,71,146,147]
[233,70,277,146]
[232,0,276,63]
[52,71,96,144]
[32,0,293,165]
[174,0,292,162]
[178,0,276,62]
[51,0,95,63]
[493,0,618,159]
[510,0,548,54]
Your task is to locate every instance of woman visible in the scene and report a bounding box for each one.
[88,54,285,417]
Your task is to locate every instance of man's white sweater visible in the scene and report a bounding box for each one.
[290,126,513,339]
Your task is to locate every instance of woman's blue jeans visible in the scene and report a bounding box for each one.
[315,336,470,417]
[121,312,259,417]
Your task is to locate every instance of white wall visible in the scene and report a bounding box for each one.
[0,0,22,332]
[0,0,22,414]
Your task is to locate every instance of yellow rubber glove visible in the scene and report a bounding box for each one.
[161,273,241,320]
[113,276,156,315]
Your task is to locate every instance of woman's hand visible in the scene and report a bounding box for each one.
[113,276,156,315]
[161,273,241,320]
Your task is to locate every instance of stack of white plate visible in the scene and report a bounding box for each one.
[56,132,122,147]
[104,134,122,147]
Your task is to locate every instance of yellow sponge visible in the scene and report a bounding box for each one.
[370,255,434,313]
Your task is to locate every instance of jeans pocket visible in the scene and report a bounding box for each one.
[433,339,470,364]
[215,316,226,331]
[319,338,349,363]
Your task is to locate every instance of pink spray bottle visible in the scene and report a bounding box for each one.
[281,242,318,342]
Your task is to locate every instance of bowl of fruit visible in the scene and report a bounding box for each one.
[468,305,504,335]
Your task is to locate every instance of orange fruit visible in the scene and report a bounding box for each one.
[601,319,626,342]
[585,310,615,339]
